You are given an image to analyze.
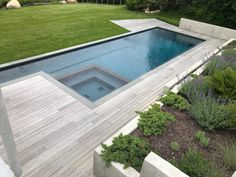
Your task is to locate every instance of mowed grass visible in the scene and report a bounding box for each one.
[0,4,181,64]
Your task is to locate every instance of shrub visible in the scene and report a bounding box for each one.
[204,58,236,76]
[225,101,236,129]
[126,0,145,10]
[101,134,151,171]
[160,92,189,110]
[0,0,8,7]
[190,95,230,130]
[178,149,208,177]
[222,144,236,170]
[170,141,180,151]
[205,162,227,177]
[207,67,236,100]
[137,104,175,136]
[195,131,210,148]
[222,49,236,57]
[179,77,211,102]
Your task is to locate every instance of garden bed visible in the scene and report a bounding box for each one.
[94,39,236,177]
[132,105,236,176]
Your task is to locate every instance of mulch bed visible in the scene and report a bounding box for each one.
[131,105,236,176]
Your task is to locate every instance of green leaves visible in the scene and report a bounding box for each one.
[137,104,175,136]
[195,131,210,148]
[101,134,151,171]
[160,92,190,110]
[190,96,230,130]
[178,149,208,177]
[207,68,236,100]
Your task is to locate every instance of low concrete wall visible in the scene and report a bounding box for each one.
[140,152,188,177]
[0,157,15,177]
[179,18,236,40]
[93,116,189,177]
[93,117,140,177]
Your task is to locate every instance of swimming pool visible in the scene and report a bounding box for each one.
[0,27,203,102]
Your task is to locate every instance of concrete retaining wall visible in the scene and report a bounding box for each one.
[0,157,15,177]
[179,18,236,40]
[93,116,189,177]
[140,152,188,177]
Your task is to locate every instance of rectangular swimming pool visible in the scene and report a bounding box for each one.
[0,27,203,103]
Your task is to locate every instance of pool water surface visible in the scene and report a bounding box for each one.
[0,28,203,102]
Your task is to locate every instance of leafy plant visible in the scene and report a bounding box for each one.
[160,92,189,110]
[126,0,145,10]
[222,49,236,57]
[137,104,175,136]
[225,101,236,129]
[195,131,210,148]
[222,144,236,170]
[190,95,230,130]
[204,58,236,76]
[101,134,151,171]
[0,0,8,7]
[179,77,211,102]
[170,141,180,151]
[205,162,227,177]
[207,67,236,100]
[178,149,208,177]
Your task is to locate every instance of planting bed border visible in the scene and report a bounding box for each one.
[93,38,236,177]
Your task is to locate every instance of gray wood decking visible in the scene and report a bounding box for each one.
[0,19,224,177]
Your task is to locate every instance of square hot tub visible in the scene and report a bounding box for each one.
[57,65,129,102]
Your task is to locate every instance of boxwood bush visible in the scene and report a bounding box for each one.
[160,92,189,110]
[207,67,236,100]
[137,104,175,136]
[101,134,151,171]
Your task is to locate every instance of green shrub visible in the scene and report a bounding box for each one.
[126,0,145,10]
[160,92,189,110]
[205,162,227,177]
[190,95,230,130]
[207,67,236,100]
[225,40,236,49]
[204,58,236,76]
[0,0,8,7]
[222,144,236,170]
[225,101,236,129]
[101,134,151,171]
[178,149,208,177]
[170,141,180,151]
[195,131,210,148]
[137,104,175,136]
[179,77,211,102]
[222,49,236,57]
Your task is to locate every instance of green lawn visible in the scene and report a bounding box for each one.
[0,4,181,64]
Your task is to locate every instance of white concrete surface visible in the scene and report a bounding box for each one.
[232,171,236,177]
[140,152,189,177]
[0,89,21,177]
[179,18,236,40]
[0,157,15,177]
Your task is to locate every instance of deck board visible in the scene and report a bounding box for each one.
[0,19,224,177]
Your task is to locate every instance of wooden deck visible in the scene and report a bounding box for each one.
[0,19,224,177]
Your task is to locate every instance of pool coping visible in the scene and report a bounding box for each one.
[0,19,221,109]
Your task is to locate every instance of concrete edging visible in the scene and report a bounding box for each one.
[179,18,236,40]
